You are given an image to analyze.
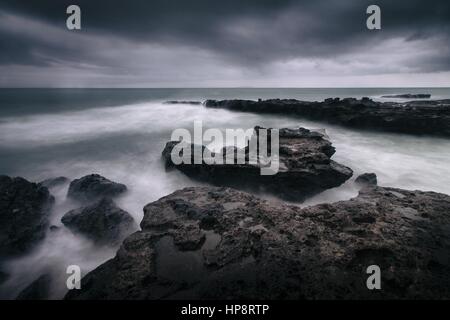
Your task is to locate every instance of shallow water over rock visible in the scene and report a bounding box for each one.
[155,230,222,284]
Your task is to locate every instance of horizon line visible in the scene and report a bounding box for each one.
[1,86,450,89]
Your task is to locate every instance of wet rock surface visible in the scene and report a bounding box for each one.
[67,174,127,202]
[355,173,378,186]
[162,127,352,201]
[0,175,54,258]
[15,274,51,300]
[61,198,137,246]
[66,185,450,299]
[204,98,450,137]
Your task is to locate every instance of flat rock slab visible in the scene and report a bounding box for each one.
[66,185,450,299]
[164,101,202,105]
[162,127,352,201]
[204,98,450,137]
[381,94,431,99]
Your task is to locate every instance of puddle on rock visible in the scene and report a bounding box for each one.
[155,230,221,283]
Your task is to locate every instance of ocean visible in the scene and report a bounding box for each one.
[1,87,450,299]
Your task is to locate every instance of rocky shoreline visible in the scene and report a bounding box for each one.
[196,98,450,137]
[1,117,450,299]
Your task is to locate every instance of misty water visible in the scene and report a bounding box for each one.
[1,88,450,299]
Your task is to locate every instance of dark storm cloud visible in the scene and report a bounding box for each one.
[0,0,450,86]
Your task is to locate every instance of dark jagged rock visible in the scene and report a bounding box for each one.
[65,185,450,300]
[382,94,431,99]
[355,173,378,186]
[164,100,202,105]
[39,176,69,189]
[0,176,54,258]
[61,198,137,246]
[204,98,450,137]
[162,127,352,201]
[67,174,127,202]
[15,274,51,300]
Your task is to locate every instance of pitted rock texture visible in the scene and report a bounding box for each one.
[162,127,352,201]
[66,185,450,300]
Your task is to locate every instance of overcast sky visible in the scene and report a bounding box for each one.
[0,0,449,87]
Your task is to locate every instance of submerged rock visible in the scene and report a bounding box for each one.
[67,174,127,202]
[61,198,137,246]
[15,274,51,300]
[66,185,450,299]
[204,98,450,137]
[39,176,69,189]
[0,176,54,258]
[355,173,378,186]
[162,127,352,201]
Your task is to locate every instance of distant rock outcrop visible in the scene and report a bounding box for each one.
[65,185,450,299]
[67,174,127,202]
[204,98,450,137]
[381,94,431,99]
[164,100,202,105]
[61,198,137,246]
[0,176,54,257]
[162,127,353,201]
